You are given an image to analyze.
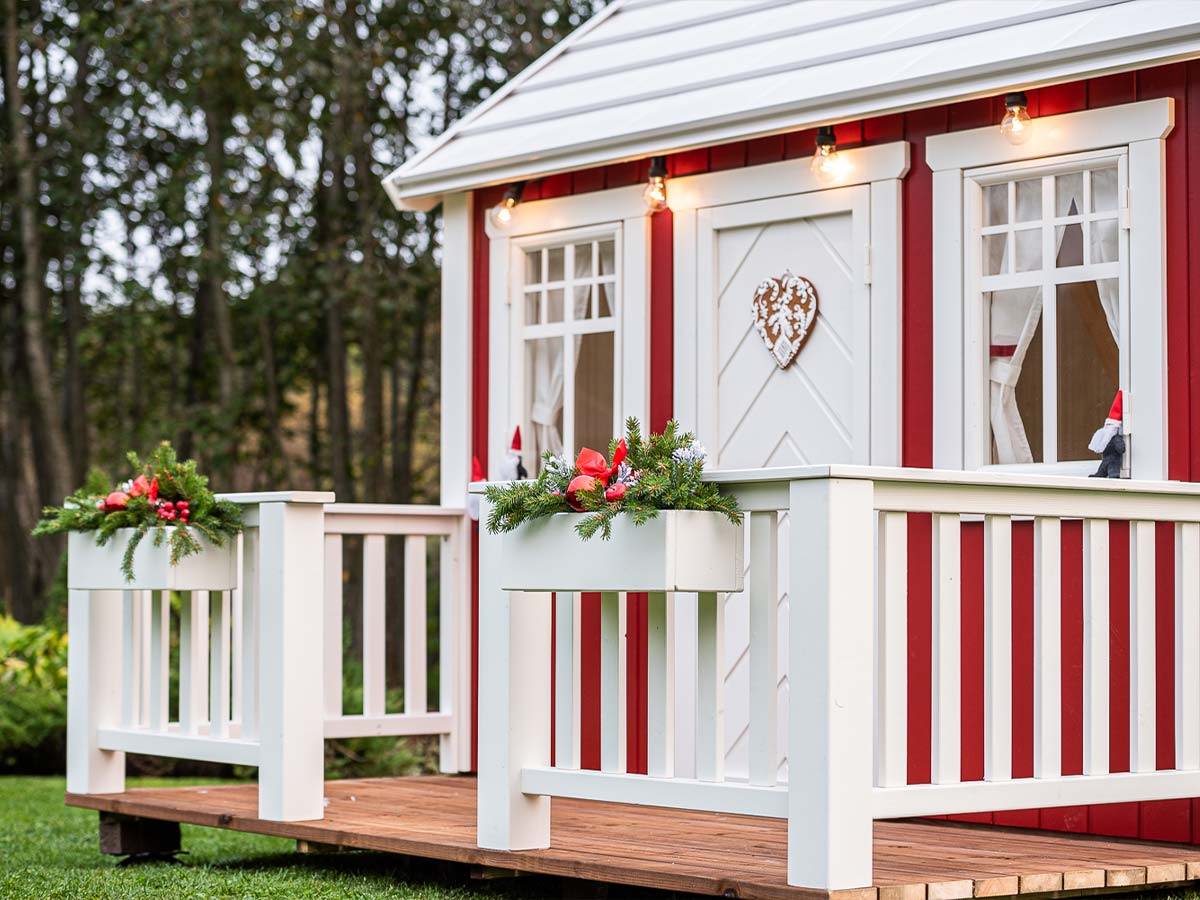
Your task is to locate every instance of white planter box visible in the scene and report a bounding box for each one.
[68,528,238,591]
[499,510,743,593]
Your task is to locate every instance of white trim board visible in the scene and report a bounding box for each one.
[926,98,1174,172]
[929,99,1173,479]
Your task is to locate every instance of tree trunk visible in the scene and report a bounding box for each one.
[63,34,91,482]
[394,273,433,504]
[4,0,71,513]
[257,310,283,487]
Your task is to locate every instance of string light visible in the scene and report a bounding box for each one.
[1000,92,1032,145]
[643,156,668,212]
[810,126,847,184]
[489,182,525,229]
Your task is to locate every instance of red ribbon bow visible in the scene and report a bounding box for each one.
[565,439,628,510]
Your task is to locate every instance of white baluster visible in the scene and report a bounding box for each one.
[120,591,139,728]
[323,533,344,720]
[646,591,674,778]
[239,528,260,740]
[876,511,907,788]
[1034,517,1061,779]
[179,591,209,734]
[1177,521,1200,770]
[984,515,1012,782]
[1083,518,1110,775]
[600,591,626,773]
[748,511,778,787]
[554,592,580,769]
[695,590,724,783]
[1130,519,1156,773]
[931,512,960,785]
[363,534,386,718]
[148,590,169,731]
[209,591,231,739]
[405,535,428,715]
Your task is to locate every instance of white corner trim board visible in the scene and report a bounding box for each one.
[925,97,1174,173]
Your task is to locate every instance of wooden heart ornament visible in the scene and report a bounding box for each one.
[751,271,818,369]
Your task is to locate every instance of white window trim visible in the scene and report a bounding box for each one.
[928,98,1174,479]
[485,185,650,476]
[670,141,909,466]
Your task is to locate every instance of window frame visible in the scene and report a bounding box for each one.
[928,98,1174,480]
[484,184,651,477]
[963,147,1130,474]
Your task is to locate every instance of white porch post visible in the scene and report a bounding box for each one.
[66,589,125,794]
[787,477,874,890]
[476,496,552,850]
[254,497,328,821]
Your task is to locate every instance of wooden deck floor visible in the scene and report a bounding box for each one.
[66,775,1200,899]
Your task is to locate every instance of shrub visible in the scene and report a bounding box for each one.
[0,616,68,773]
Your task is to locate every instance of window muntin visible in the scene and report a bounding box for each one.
[520,235,618,470]
[975,156,1126,467]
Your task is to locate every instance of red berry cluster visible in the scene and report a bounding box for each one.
[156,498,190,523]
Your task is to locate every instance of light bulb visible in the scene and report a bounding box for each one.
[1000,92,1032,145]
[809,127,846,184]
[488,182,524,230]
[643,156,668,212]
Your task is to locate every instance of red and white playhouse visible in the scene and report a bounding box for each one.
[63,2,1200,896]
[383,0,1200,888]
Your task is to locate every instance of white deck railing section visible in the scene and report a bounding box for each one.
[476,466,1200,891]
[66,493,470,821]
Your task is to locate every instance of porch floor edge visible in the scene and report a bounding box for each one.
[64,775,1200,900]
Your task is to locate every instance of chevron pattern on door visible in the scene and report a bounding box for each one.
[714,207,858,783]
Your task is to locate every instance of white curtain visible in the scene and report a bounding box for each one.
[527,245,595,458]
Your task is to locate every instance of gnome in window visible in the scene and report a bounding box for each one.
[497,426,528,482]
[1088,390,1125,478]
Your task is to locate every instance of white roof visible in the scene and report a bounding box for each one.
[384,0,1200,209]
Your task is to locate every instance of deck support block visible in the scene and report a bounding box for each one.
[98,812,181,857]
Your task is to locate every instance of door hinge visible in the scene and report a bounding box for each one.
[1120,187,1131,230]
[864,244,872,285]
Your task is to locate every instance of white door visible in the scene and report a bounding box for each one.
[691,186,873,782]
[696,186,871,469]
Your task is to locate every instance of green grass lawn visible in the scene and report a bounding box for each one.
[0,776,566,899]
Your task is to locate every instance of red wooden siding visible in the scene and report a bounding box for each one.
[468,62,1200,843]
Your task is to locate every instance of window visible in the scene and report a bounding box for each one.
[970,153,1126,469]
[519,232,619,469]
[928,98,1171,479]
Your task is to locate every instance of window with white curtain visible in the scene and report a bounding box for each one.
[520,233,619,470]
[970,152,1126,469]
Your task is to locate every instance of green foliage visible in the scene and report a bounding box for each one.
[33,443,243,582]
[0,776,564,898]
[0,616,68,771]
[485,418,741,540]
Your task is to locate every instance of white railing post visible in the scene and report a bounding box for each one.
[254,497,328,821]
[477,496,552,851]
[66,589,125,795]
[787,477,874,890]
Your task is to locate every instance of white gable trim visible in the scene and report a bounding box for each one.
[929,99,1174,479]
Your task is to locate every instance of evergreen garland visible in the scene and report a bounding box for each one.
[33,443,243,581]
[485,418,740,540]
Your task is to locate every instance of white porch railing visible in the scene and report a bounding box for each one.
[476,466,1200,890]
[66,493,470,821]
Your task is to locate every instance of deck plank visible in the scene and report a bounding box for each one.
[65,776,1200,899]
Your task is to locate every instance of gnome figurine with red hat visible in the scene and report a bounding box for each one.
[498,427,529,482]
[1089,390,1125,478]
